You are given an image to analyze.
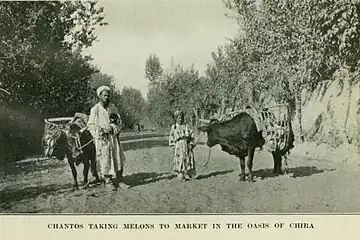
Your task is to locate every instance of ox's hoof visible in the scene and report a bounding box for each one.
[72,186,79,192]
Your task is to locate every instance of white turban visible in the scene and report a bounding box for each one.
[96,85,111,97]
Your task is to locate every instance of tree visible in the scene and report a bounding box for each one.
[0,1,107,117]
[119,87,146,129]
[0,1,107,162]
[143,0,360,145]
[145,62,203,128]
[145,54,163,84]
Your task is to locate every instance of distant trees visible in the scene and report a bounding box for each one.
[145,54,163,84]
[143,0,360,139]
[119,87,145,129]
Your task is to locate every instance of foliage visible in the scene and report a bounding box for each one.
[119,87,146,129]
[146,63,205,128]
[0,0,106,117]
[144,0,360,138]
[0,1,106,162]
[145,54,163,84]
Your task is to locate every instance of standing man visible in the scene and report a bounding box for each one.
[87,85,130,190]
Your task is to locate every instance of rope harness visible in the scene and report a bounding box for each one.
[67,134,94,154]
[194,146,212,168]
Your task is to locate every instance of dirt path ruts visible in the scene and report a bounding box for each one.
[0,141,359,213]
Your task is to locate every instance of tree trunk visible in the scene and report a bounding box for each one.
[343,78,353,144]
[295,91,304,142]
[221,97,226,115]
[192,108,199,130]
[247,83,256,104]
[215,95,226,119]
[231,91,240,111]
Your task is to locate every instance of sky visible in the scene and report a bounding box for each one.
[84,0,240,98]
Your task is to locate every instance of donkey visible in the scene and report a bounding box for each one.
[43,115,100,190]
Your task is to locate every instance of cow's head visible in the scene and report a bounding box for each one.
[198,118,220,147]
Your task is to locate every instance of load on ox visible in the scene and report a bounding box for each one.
[197,104,295,182]
[216,104,294,153]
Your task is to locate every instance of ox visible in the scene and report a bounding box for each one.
[43,113,100,190]
[198,108,294,182]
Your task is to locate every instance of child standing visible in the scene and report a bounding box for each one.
[169,110,196,181]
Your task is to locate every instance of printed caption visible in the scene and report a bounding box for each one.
[47,222,315,230]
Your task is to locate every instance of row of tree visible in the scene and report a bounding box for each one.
[0,1,145,162]
[145,0,360,139]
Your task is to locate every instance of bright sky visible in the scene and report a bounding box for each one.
[85,0,240,98]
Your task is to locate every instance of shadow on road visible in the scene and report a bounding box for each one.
[0,183,73,205]
[253,166,335,179]
[195,170,235,180]
[124,172,176,187]
[0,159,64,177]
[123,170,236,187]
[193,166,334,181]
[289,166,335,178]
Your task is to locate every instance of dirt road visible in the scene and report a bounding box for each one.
[0,138,359,213]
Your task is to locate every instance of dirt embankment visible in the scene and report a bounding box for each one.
[292,68,360,158]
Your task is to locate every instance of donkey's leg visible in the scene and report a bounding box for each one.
[277,153,283,175]
[283,153,289,175]
[271,152,282,175]
[67,158,79,190]
[88,148,101,184]
[239,156,246,181]
[82,159,90,187]
[247,148,255,182]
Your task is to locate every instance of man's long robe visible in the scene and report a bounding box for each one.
[87,102,126,178]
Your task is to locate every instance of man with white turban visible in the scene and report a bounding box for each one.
[87,85,129,190]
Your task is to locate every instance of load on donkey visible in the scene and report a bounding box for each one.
[42,113,100,190]
[197,103,295,182]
